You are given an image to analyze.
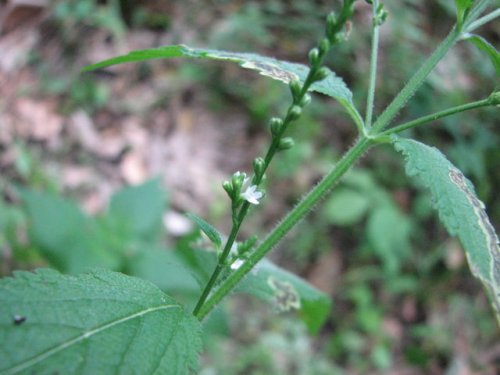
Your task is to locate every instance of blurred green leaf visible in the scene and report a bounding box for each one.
[109,178,167,241]
[463,33,500,76]
[393,137,500,320]
[371,344,392,370]
[186,213,222,249]
[82,44,359,119]
[21,190,122,273]
[367,206,412,275]
[0,268,201,375]
[323,189,371,226]
[127,247,201,298]
[236,259,331,334]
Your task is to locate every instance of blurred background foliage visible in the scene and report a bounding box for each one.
[0,0,499,374]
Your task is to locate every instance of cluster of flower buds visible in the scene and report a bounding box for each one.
[223,171,264,206]
[326,0,356,44]
[374,3,388,26]
[227,236,258,270]
[489,91,500,106]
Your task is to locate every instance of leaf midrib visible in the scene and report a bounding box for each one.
[3,304,179,375]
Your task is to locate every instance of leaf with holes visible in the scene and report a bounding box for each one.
[235,259,331,334]
[0,268,201,375]
[82,44,361,124]
[393,138,500,321]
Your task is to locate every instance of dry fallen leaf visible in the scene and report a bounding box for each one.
[15,98,63,141]
[120,150,148,184]
[0,0,47,35]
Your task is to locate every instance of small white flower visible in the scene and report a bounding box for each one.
[240,185,263,205]
[231,258,245,270]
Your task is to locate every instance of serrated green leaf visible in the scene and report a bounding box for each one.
[186,213,222,249]
[82,44,360,121]
[109,178,167,241]
[393,138,500,319]
[236,259,331,334]
[20,190,122,273]
[463,33,500,76]
[0,268,201,375]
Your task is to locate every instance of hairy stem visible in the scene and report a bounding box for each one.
[370,27,462,133]
[378,97,494,137]
[192,52,327,317]
[193,2,360,316]
[464,0,497,30]
[195,136,373,320]
[365,0,381,129]
[465,8,500,33]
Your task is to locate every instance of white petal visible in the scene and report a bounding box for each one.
[241,185,263,205]
[231,258,245,270]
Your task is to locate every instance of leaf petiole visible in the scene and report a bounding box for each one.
[377,96,495,137]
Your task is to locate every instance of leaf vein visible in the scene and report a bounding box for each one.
[3,304,179,375]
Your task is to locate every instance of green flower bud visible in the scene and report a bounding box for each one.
[289,79,302,101]
[318,38,331,57]
[326,12,337,30]
[374,4,388,26]
[300,93,311,107]
[288,105,302,121]
[223,180,234,198]
[253,157,265,177]
[238,235,258,255]
[308,48,320,67]
[270,117,284,137]
[313,67,329,82]
[278,137,295,150]
[231,171,246,190]
[489,91,500,106]
[326,12,338,41]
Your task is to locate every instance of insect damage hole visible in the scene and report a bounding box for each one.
[267,276,301,312]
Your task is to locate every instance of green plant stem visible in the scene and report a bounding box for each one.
[192,219,242,316]
[370,27,462,134]
[378,97,493,137]
[192,59,325,317]
[464,0,497,30]
[365,0,381,129]
[195,21,464,319]
[466,8,500,31]
[465,8,500,32]
[195,136,373,320]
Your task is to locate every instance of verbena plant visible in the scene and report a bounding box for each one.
[1,1,499,374]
